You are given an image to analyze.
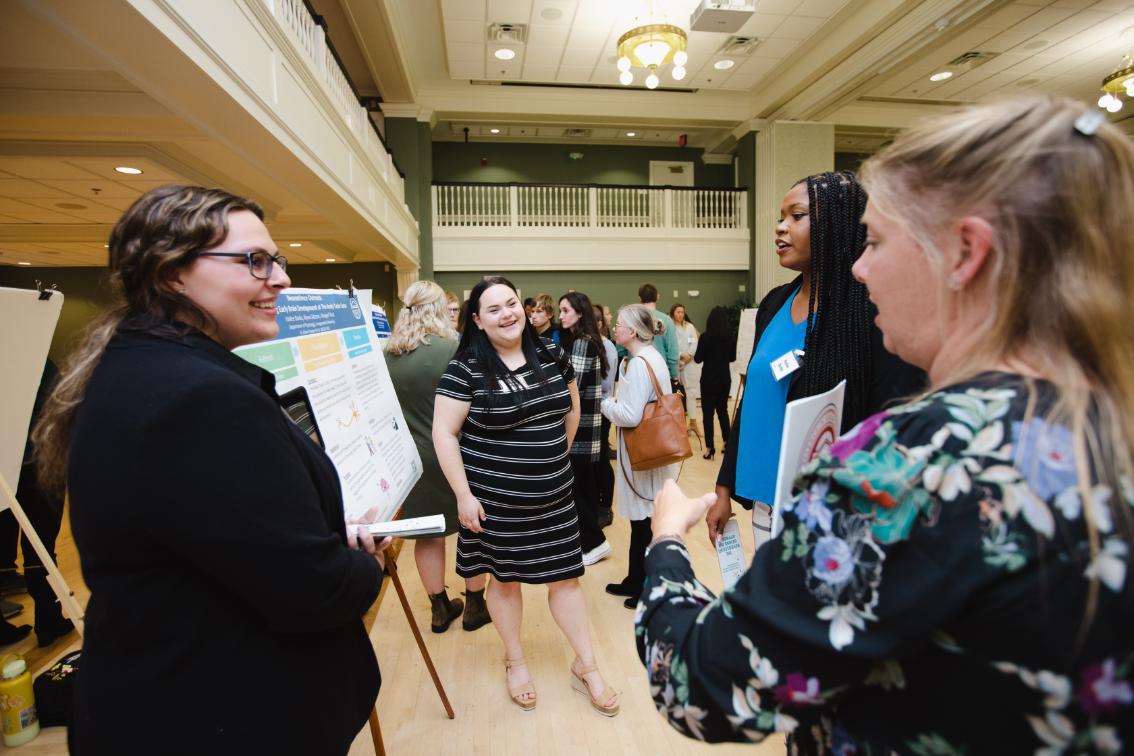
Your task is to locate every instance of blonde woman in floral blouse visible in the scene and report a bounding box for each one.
[634,97,1134,753]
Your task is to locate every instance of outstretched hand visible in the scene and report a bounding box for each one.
[652,479,717,540]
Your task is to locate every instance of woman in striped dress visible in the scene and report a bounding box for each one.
[433,277,619,717]
[558,291,610,566]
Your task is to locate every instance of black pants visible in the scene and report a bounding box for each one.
[701,384,732,451]
[626,518,653,592]
[595,417,614,511]
[570,456,605,552]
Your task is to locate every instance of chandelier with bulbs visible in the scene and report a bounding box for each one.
[616,23,688,90]
[1097,52,1133,113]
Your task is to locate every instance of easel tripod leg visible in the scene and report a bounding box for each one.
[387,556,455,719]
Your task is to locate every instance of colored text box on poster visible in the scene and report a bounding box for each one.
[305,353,344,372]
[348,345,373,359]
[342,326,370,350]
[237,341,295,376]
[297,333,340,362]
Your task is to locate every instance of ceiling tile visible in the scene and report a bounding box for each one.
[755,0,801,14]
[558,65,597,81]
[560,46,602,66]
[0,179,67,198]
[445,20,486,44]
[450,60,486,79]
[38,179,143,199]
[522,64,559,80]
[0,158,101,180]
[771,15,825,39]
[524,46,563,65]
[442,0,486,23]
[751,37,800,57]
[449,41,487,62]
[531,0,577,25]
[486,0,532,24]
[795,0,846,17]
[737,13,786,37]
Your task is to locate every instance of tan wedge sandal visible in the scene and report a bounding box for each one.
[570,659,620,717]
[505,657,537,711]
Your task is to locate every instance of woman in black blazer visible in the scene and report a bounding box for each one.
[693,306,735,460]
[706,172,924,546]
[33,185,388,754]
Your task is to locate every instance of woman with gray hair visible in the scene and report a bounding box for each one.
[600,304,680,608]
[387,280,489,633]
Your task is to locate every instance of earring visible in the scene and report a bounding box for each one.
[178,287,188,294]
[947,274,962,291]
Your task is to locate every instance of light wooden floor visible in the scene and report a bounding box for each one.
[5,420,783,755]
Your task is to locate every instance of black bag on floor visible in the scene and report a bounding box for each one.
[33,650,80,728]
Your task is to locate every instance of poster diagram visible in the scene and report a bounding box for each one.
[235,288,421,523]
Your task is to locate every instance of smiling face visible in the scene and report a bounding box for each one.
[853,200,941,370]
[559,298,580,331]
[775,183,812,274]
[473,283,525,349]
[172,209,290,350]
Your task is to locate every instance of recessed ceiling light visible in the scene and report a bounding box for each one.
[714,59,735,70]
[540,7,563,21]
[929,71,953,82]
[325,258,336,262]
[103,244,109,248]
[626,131,636,137]
[289,242,302,247]
[114,166,143,175]
[17,261,31,266]
[490,128,501,134]
[494,48,516,61]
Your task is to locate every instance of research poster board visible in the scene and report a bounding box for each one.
[769,379,846,538]
[234,288,420,523]
[0,287,63,502]
[735,308,758,375]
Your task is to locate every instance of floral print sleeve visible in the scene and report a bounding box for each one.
[635,374,1134,753]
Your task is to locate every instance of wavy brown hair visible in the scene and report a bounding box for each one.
[33,184,264,493]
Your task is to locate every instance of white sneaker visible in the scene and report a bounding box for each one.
[582,540,612,566]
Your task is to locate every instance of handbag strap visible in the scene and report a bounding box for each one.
[634,355,666,400]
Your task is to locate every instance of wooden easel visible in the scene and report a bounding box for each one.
[363,545,454,755]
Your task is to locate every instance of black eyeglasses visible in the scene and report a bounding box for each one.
[197,250,288,280]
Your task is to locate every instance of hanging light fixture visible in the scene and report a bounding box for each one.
[1097,51,1133,113]
[616,17,688,89]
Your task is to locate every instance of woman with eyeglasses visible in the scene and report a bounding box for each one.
[34,185,389,753]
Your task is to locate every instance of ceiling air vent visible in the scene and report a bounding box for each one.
[720,36,760,57]
[946,51,998,70]
[564,128,593,138]
[487,23,528,45]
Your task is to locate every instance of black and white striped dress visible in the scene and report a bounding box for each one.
[436,349,584,583]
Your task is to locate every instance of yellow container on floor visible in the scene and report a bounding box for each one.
[0,654,40,746]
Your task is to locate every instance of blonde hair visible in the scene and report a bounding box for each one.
[34,185,263,493]
[386,280,457,355]
[618,303,665,343]
[533,293,555,316]
[862,96,1134,628]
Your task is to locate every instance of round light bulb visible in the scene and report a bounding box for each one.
[1099,93,1113,107]
[671,66,686,81]
[494,48,516,61]
[619,70,633,86]
[1124,77,1134,88]
[617,56,631,72]
[645,72,659,89]
[1107,99,1123,113]
[673,50,687,67]
[1127,84,1134,97]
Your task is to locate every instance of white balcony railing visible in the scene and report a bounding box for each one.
[433,184,747,231]
[432,183,749,272]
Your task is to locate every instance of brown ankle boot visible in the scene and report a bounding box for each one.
[429,590,464,634]
[462,588,491,631]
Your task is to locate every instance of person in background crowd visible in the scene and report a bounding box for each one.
[559,291,610,565]
[636,95,1134,753]
[670,303,702,444]
[529,292,560,345]
[592,303,618,529]
[34,184,388,753]
[636,283,679,383]
[600,304,679,610]
[434,277,619,717]
[707,170,924,550]
[386,280,490,634]
[693,305,735,461]
[444,290,461,329]
[523,296,536,319]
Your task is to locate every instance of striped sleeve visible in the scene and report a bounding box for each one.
[436,357,475,402]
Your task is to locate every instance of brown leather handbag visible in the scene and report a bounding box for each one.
[621,357,693,471]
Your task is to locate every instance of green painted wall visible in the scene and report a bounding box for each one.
[433,270,748,329]
[385,117,434,277]
[0,263,396,362]
[433,142,734,187]
[736,131,757,300]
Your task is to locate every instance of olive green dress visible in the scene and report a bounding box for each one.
[386,336,459,537]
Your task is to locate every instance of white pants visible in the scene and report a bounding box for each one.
[751,501,773,555]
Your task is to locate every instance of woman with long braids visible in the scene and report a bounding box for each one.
[706,171,924,549]
[559,291,611,565]
[433,277,619,716]
[636,95,1134,753]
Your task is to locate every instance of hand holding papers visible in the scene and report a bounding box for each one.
[363,514,446,539]
[715,519,745,589]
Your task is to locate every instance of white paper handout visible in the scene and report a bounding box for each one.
[768,380,846,540]
[715,518,746,590]
[234,288,421,523]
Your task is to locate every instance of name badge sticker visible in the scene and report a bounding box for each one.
[770,349,801,381]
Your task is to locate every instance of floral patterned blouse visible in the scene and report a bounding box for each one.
[636,373,1133,754]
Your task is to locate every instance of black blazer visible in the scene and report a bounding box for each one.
[68,323,382,755]
[716,276,926,501]
[693,331,735,391]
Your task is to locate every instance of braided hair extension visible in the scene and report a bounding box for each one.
[797,170,874,427]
